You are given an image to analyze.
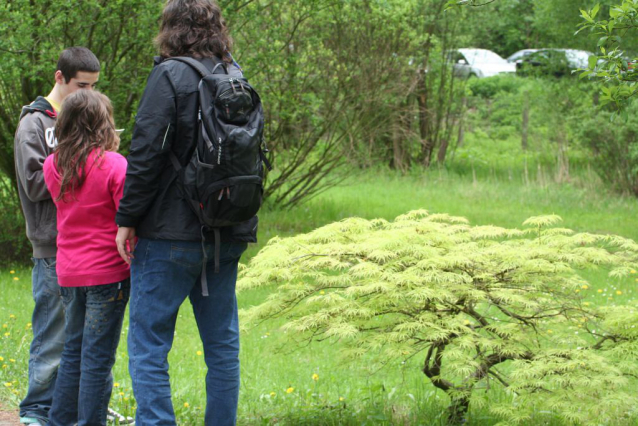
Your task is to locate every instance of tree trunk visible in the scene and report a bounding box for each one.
[437,137,449,164]
[521,92,529,150]
[416,68,433,167]
[456,96,467,148]
[446,396,470,425]
[556,129,569,183]
[392,131,406,172]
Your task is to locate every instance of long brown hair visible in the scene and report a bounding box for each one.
[54,90,119,201]
[156,0,233,62]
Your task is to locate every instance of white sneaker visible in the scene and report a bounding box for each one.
[107,408,135,425]
[19,418,43,426]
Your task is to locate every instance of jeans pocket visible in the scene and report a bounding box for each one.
[41,257,56,269]
[87,283,121,302]
[60,286,74,306]
[170,245,202,267]
[41,258,59,288]
[85,282,128,338]
[225,242,248,260]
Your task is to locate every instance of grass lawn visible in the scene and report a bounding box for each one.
[1,168,638,424]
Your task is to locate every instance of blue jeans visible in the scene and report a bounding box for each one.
[48,280,130,426]
[19,257,65,424]
[129,238,247,426]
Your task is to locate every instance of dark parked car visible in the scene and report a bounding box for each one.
[515,49,574,77]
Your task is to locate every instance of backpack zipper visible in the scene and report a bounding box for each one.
[217,137,223,164]
[229,78,237,95]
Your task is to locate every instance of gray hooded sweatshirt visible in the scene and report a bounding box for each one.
[14,96,58,258]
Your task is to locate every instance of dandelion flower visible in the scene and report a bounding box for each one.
[581,285,589,290]
[2,365,6,369]
[617,290,623,295]
[4,382,11,387]
[339,397,344,401]
[13,277,18,281]
[0,357,3,361]
[2,324,6,329]
[312,373,319,381]
[463,320,471,325]
[114,382,120,388]
[26,323,31,329]
[320,290,325,295]
[4,333,9,337]
[9,315,15,319]
[632,270,637,274]
[184,402,190,408]
[575,289,580,293]
[124,397,129,401]
[270,392,276,397]
[119,392,124,396]
[598,289,603,293]
[583,302,590,306]
[196,351,203,356]
[9,359,15,363]
[286,387,294,394]
[547,330,553,334]
[9,270,14,274]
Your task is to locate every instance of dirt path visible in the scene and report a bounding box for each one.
[0,403,20,426]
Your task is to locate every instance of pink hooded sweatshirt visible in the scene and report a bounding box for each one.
[43,150,130,286]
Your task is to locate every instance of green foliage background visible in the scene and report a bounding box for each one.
[3,0,638,424]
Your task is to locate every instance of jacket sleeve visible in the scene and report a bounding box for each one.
[109,155,128,212]
[116,65,177,227]
[15,117,52,202]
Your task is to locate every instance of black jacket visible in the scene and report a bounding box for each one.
[115,56,258,242]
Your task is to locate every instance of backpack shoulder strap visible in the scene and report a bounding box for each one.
[166,56,228,76]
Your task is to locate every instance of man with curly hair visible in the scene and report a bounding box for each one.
[115,1,256,424]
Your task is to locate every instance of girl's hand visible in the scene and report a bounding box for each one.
[116,226,137,265]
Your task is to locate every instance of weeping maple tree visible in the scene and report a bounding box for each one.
[239,211,638,424]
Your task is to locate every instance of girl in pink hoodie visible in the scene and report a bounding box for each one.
[43,90,130,426]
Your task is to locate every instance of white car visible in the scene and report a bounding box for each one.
[507,49,595,69]
[450,48,517,78]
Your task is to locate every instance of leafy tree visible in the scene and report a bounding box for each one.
[0,0,161,178]
[0,0,159,263]
[239,211,638,424]
[578,99,638,195]
[233,0,433,205]
[0,0,464,210]
[579,0,638,108]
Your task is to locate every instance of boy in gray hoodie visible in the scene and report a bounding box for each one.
[14,46,99,426]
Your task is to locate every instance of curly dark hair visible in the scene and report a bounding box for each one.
[156,0,233,62]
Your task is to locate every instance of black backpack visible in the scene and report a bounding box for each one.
[166,56,271,295]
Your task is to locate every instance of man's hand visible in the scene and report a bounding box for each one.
[116,226,137,265]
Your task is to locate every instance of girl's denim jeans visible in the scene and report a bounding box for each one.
[48,279,130,426]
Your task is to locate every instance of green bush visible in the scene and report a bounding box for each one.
[239,211,638,424]
[467,74,521,99]
[578,99,638,196]
[0,182,30,266]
